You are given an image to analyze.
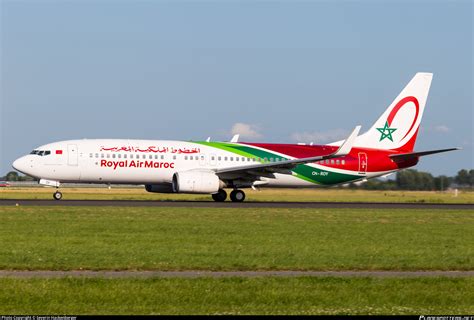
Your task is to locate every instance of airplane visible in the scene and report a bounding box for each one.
[12,72,458,202]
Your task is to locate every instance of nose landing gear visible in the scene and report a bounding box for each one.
[53,190,63,201]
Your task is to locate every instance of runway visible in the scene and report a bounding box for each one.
[0,270,472,278]
[0,199,473,209]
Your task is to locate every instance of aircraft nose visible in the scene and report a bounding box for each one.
[12,156,29,174]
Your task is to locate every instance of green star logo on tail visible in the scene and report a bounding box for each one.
[376,121,397,142]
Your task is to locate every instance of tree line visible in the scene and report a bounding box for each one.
[352,169,473,191]
[1,171,37,182]
[1,169,473,190]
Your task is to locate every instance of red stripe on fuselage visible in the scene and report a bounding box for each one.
[241,143,417,172]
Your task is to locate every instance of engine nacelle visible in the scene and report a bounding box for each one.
[172,170,221,194]
[145,183,174,193]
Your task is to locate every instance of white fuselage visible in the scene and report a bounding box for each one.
[14,139,353,188]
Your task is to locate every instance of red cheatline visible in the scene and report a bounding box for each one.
[56,150,63,154]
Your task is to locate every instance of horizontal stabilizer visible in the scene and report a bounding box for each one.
[389,148,460,161]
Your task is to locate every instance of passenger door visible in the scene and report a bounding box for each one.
[358,152,368,174]
[68,144,78,166]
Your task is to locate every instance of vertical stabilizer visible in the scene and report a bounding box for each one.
[355,73,433,152]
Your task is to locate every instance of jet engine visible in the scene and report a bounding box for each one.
[172,170,223,194]
[145,183,174,193]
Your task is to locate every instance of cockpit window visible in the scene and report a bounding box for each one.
[30,150,51,156]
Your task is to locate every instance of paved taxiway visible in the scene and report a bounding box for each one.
[0,270,472,278]
[0,199,472,209]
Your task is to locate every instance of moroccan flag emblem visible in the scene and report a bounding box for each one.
[376,121,397,142]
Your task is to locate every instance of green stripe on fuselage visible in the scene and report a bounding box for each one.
[193,141,361,185]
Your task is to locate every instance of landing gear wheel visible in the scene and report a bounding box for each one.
[230,189,245,202]
[212,189,227,202]
[53,191,63,201]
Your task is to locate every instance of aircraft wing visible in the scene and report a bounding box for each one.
[215,126,361,177]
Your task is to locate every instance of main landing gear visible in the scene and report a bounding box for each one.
[211,189,246,202]
[212,189,227,202]
[230,189,245,202]
[53,190,63,201]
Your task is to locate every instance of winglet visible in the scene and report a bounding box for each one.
[230,134,240,143]
[206,137,211,142]
[334,126,361,156]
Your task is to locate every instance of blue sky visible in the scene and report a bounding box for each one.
[1,0,472,176]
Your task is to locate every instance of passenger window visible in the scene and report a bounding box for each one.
[124,154,127,159]
[325,159,329,164]
[142,155,146,159]
[185,156,188,160]
[101,154,104,158]
[270,158,274,162]
[218,156,221,161]
[173,155,176,160]
[230,157,234,161]
[107,154,110,159]
[211,156,215,161]
[224,157,228,161]
[118,154,122,159]
[331,160,334,164]
[342,160,345,165]
[236,157,239,161]
[112,154,116,159]
[161,155,164,160]
[89,153,93,158]
[336,159,340,165]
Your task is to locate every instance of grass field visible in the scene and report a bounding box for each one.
[1,187,472,203]
[0,206,472,271]
[1,277,472,315]
[1,205,472,315]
